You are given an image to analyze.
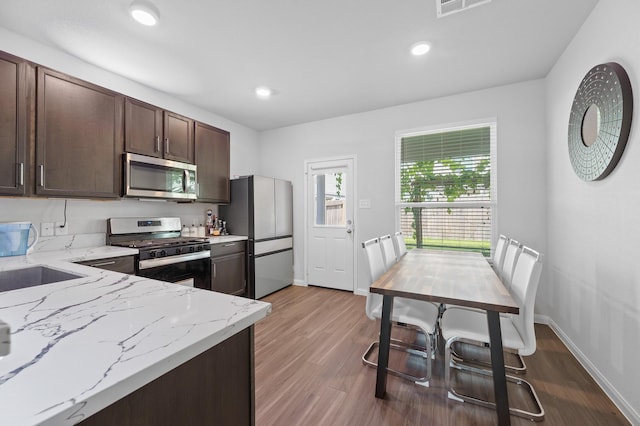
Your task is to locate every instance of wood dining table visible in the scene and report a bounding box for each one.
[369,249,519,426]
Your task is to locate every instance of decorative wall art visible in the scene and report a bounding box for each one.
[567,62,633,181]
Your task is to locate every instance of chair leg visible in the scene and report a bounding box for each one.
[450,341,527,374]
[363,331,433,387]
[445,337,545,422]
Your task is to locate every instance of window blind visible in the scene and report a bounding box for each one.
[395,122,496,256]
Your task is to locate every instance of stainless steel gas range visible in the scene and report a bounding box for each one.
[107,217,211,289]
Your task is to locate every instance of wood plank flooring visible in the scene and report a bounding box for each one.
[254,285,629,425]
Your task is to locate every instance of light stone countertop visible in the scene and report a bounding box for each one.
[0,246,271,426]
[207,235,248,244]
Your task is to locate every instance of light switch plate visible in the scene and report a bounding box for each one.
[55,222,69,236]
[41,222,54,237]
[359,199,371,209]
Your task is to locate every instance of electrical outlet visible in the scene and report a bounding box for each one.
[41,222,54,237]
[55,222,69,236]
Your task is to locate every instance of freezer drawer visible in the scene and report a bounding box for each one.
[254,237,293,256]
[254,249,293,299]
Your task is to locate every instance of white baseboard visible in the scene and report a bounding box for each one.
[354,288,367,297]
[535,314,638,424]
[293,279,307,287]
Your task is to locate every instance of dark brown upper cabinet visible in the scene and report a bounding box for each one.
[125,98,194,164]
[194,121,230,203]
[0,51,33,196]
[36,67,123,198]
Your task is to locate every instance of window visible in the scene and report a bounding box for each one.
[313,171,346,226]
[395,121,496,256]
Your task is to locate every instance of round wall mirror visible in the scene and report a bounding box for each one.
[568,62,633,181]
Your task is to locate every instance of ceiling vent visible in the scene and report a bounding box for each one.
[436,0,492,18]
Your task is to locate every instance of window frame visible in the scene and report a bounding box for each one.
[394,119,498,256]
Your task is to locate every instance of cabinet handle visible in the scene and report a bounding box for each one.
[164,137,169,154]
[91,261,116,267]
[213,263,217,278]
[155,136,160,152]
[39,165,44,187]
[223,243,236,247]
[183,170,189,192]
[18,163,24,186]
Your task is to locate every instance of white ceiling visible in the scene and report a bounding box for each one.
[0,0,598,131]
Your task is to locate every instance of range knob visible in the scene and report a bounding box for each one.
[149,251,157,258]
[189,246,195,253]
[159,250,167,257]
[175,248,181,255]
[196,245,203,252]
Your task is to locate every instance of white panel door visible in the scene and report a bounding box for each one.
[306,158,354,291]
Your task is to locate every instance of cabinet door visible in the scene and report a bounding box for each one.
[0,52,31,195]
[163,111,193,164]
[36,68,123,198]
[211,252,246,296]
[125,97,163,159]
[194,122,230,203]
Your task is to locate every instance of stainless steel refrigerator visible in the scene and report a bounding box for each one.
[219,176,293,299]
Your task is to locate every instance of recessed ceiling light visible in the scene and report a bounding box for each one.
[410,42,431,56]
[130,0,160,26]
[255,86,272,99]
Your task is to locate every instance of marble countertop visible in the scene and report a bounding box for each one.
[0,246,271,426]
[208,235,248,244]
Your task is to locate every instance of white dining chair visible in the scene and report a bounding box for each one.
[361,237,439,387]
[392,231,408,259]
[489,234,509,280]
[449,237,526,375]
[441,246,545,421]
[500,238,522,289]
[379,234,397,270]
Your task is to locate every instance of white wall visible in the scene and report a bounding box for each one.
[0,26,261,240]
[259,80,547,295]
[544,0,640,421]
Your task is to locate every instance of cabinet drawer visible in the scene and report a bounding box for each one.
[77,255,135,274]
[210,240,246,257]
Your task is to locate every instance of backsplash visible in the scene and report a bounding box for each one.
[0,197,218,252]
[32,233,107,252]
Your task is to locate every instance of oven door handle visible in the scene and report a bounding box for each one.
[138,250,211,270]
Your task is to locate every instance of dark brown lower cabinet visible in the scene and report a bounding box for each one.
[211,241,247,296]
[80,326,254,426]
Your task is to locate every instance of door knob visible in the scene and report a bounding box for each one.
[346,229,352,234]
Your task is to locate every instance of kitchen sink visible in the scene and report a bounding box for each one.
[0,266,84,293]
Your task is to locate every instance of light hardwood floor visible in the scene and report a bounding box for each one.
[254,285,629,425]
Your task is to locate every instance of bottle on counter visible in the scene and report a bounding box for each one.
[205,209,214,235]
[189,223,197,237]
[198,224,206,237]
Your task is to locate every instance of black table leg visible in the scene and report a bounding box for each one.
[375,295,394,398]
[487,310,511,426]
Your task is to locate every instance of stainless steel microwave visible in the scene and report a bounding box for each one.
[124,153,197,200]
